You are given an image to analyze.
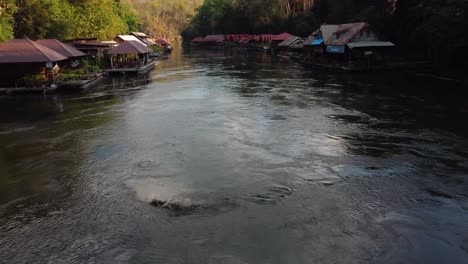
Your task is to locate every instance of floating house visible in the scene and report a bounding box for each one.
[303,25,339,60]
[271,33,296,46]
[106,40,155,76]
[198,35,225,46]
[130,32,156,46]
[155,38,172,51]
[191,37,205,44]
[36,39,86,67]
[67,38,117,58]
[304,22,395,71]
[114,35,148,47]
[0,38,67,87]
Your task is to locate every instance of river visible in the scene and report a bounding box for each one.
[1,48,467,264]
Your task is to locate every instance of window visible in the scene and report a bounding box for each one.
[367,30,371,37]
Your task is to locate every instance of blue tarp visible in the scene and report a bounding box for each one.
[311,38,324,45]
[326,45,345,54]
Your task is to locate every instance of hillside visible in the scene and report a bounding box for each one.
[122,0,205,41]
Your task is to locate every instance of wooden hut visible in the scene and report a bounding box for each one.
[106,40,155,76]
[0,38,67,87]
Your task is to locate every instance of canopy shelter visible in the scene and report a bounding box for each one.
[36,39,86,58]
[107,41,153,70]
[347,41,395,49]
[278,37,300,47]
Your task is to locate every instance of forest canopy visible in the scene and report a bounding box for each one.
[0,0,203,42]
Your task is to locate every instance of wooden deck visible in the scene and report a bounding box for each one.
[105,61,156,76]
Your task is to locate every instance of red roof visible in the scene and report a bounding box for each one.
[0,38,68,63]
[108,41,152,55]
[203,35,225,42]
[325,22,369,45]
[191,37,205,43]
[156,38,171,45]
[36,39,86,57]
[272,32,296,41]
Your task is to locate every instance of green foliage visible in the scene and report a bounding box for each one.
[0,1,16,41]
[21,73,47,87]
[121,0,205,41]
[10,0,141,40]
[150,45,164,53]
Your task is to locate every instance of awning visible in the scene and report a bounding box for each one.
[347,41,395,49]
[311,38,324,45]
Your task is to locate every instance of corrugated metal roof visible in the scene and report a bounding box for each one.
[325,22,369,46]
[0,38,68,63]
[108,41,152,55]
[114,35,148,46]
[347,41,395,49]
[36,39,86,57]
[321,25,340,42]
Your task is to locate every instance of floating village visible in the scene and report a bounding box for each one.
[0,22,427,94]
[0,32,172,93]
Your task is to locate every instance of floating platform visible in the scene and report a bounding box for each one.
[59,74,105,91]
[0,85,57,94]
[105,61,156,76]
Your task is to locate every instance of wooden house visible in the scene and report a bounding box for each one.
[130,32,157,46]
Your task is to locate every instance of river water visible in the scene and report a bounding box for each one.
[1,48,468,264]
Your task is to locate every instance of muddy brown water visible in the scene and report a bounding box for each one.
[1,48,468,264]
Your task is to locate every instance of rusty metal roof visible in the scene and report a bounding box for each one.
[0,38,68,63]
[107,41,152,55]
[36,39,86,58]
[325,22,369,46]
